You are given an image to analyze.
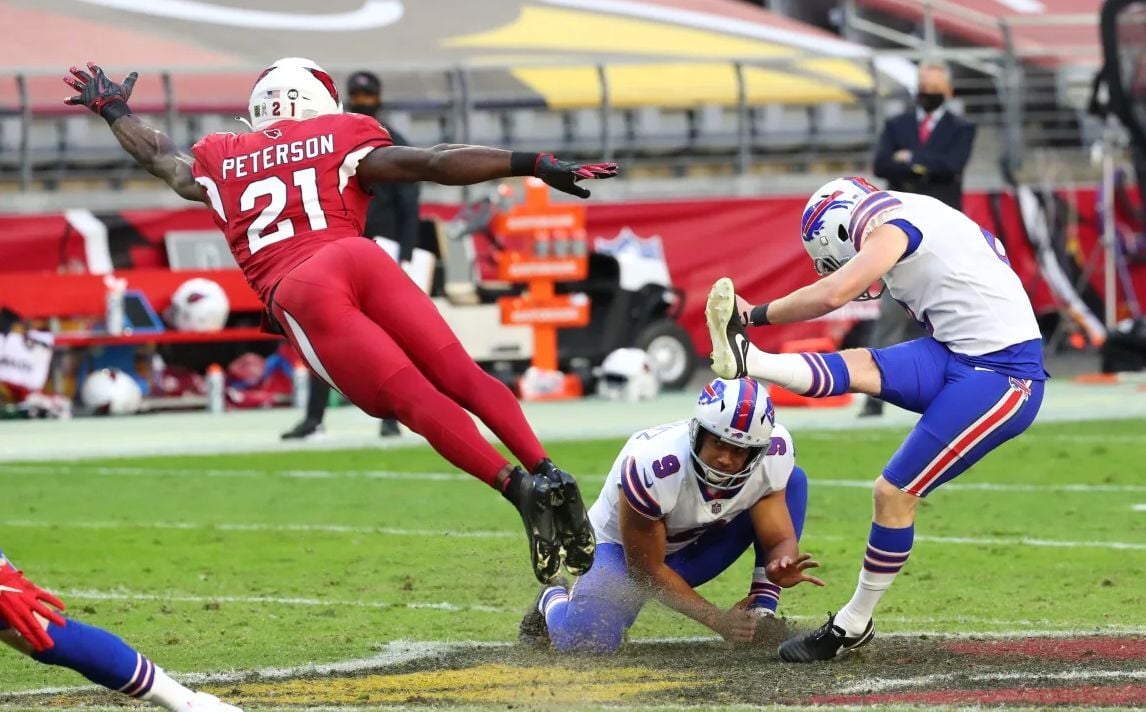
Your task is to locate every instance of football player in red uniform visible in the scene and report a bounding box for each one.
[63,59,617,584]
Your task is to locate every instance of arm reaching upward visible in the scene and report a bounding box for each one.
[63,63,205,204]
[109,116,205,202]
[357,146,617,198]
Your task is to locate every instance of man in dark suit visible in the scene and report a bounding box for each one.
[873,59,976,210]
[282,70,421,440]
[861,60,977,417]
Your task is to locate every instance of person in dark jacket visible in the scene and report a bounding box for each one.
[861,60,977,417]
[282,70,421,439]
[873,59,975,211]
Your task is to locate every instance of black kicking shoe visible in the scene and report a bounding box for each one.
[379,419,401,437]
[519,577,568,649]
[858,398,884,418]
[509,467,562,584]
[705,278,749,379]
[778,612,875,662]
[535,459,596,577]
[281,418,324,440]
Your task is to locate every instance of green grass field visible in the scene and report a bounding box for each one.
[1,417,1145,710]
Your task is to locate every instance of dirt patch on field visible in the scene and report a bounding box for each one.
[7,633,1146,709]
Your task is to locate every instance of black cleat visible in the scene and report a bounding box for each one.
[512,467,562,585]
[858,398,884,418]
[535,459,596,577]
[281,418,324,440]
[705,278,749,379]
[519,577,567,649]
[379,419,401,437]
[778,612,875,663]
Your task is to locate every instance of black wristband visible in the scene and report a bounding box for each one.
[100,100,132,126]
[749,303,771,326]
[510,151,540,177]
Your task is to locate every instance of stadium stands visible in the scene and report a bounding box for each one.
[0,0,1104,191]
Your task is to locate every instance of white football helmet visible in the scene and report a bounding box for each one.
[81,368,143,415]
[596,348,660,402]
[169,278,230,332]
[689,377,774,490]
[248,57,341,130]
[802,176,900,275]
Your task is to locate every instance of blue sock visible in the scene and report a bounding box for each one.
[835,522,914,636]
[32,618,157,698]
[748,576,782,613]
[798,352,851,397]
[863,522,914,574]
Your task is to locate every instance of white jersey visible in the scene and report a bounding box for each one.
[861,191,1041,356]
[588,420,795,554]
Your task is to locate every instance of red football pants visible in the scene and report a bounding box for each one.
[270,238,548,485]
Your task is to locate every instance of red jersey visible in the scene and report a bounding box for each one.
[191,113,393,301]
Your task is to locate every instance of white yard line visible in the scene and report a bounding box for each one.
[0,640,506,698]
[0,519,515,537]
[5,518,1144,551]
[6,631,1146,703]
[7,464,1146,495]
[1133,504,1146,512]
[836,669,1146,695]
[57,589,510,613]
[815,478,1146,494]
[907,534,1146,551]
[798,432,1146,444]
[0,465,470,482]
[46,589,1146,634]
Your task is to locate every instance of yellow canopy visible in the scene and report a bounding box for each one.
[445,5,874,108]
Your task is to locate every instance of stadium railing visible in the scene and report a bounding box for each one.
[0,40,1104,193]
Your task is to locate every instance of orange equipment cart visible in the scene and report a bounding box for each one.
[493,178,591,400]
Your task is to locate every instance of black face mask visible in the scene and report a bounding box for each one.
[347,102,380,117]
[917,92,945,113]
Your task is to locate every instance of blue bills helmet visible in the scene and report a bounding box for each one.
[689,377,774,490]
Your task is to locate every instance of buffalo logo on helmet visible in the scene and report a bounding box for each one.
[698,380,726,405]
[801,190,852,242]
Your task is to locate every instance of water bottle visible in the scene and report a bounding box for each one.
[571,229,588,257]
[534,230,552,258]
[150,354,167,392]
[291,362,310,409]
[105,278,126,336]
[553,230,571,257]
[205,363,225,414]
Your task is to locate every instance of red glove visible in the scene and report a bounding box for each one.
[0,565,66,652]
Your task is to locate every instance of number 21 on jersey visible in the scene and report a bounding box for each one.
[241,167,328,254]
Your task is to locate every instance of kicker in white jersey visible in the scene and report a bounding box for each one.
[864,190,1041,356]
[705,174,1047,663]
